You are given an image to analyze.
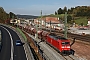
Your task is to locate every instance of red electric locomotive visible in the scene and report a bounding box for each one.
[46,33,71,54]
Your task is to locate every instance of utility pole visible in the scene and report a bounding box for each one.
[12,15,14,26]
[17,19,18,28]
[50,20,51,33]
[35,23,38,39]
[44,13,46,29]
[45,17,46,29]
[40,10,42,30]
[35,18,39,39]
[17,16,18,28]
[64,12,67,39]
[57,10,60,31]
[9,13,10,19]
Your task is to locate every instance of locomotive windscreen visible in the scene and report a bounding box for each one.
[62,42,69,45]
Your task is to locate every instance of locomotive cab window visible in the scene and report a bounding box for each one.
[62,42,69,45]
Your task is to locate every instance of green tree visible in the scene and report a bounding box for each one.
[0,7,16,23]
[80,22,83,26]
[67,15,72,23]
[55,11,57,15]
[0,7,8,23]
[63,6,67,13]
[9,12,16,19]
[57,8,63,14]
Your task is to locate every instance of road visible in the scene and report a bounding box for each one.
[0,25,27,60]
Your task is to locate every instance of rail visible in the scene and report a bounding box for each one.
[29,34,51,60]
[42,28,90,43]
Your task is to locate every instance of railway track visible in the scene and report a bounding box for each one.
[63,55,74,60]
[18,26,80,60]
[26,31,78,60]
[45,41,78,60]
[42,28,90,43]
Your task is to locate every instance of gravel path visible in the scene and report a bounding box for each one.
[71,40,90,60]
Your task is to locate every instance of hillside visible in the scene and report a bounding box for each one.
[16,15,38,19]
[74,17,88,26]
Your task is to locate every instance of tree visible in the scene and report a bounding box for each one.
[63,6,67,13]
[57,8,63,14]
[0,6,16,23]
[55,11,57,15]
[80,22,83,26]
[67,15,72,23]
[56,6,90,17]
[9,12,16,19]
[0,7,8,23]
[68,9,71,14]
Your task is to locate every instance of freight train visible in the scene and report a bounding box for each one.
[19,25,74,55]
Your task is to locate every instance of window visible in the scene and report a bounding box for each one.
[62,42,69,45]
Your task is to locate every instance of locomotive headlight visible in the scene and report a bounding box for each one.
[62,46,65,48]
[67,46,70,48]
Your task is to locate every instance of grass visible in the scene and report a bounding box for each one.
[47,14,88,26]
[38,14,65,18]
[39,14,88,26]
[74,17,88,26]
[48,14,65,17]
[16,28,27,41]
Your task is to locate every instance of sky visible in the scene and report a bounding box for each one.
[0,0,90,16]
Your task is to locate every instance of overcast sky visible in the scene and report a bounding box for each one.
[0,0,90,16]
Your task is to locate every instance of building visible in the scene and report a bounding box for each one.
[87,20,90,25]
[34,16,64,30]
[34,17,62,25]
